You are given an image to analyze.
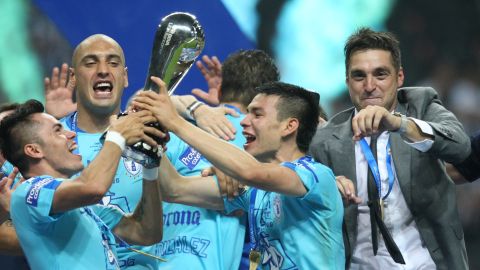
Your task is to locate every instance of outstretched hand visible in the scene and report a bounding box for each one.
[44,63,77,119]
[194,105,239,140]
[191,55,222,106]
[202,166,244,202]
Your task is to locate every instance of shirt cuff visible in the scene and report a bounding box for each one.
[404,118,434,152]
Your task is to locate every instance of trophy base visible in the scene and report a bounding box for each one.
[100,112,168,169]
[123,143,163,169]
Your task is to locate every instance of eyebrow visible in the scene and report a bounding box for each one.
[52,123,63,130]
[80,54,123,63]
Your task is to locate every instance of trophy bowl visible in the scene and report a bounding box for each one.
[121,12,205,168]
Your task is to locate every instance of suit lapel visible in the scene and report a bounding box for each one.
[332,109,358,256]
[390,103,412,205]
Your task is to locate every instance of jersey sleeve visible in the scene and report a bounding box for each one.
[17,177,63,224]
[91,204,124,230]
[281,161,339,211]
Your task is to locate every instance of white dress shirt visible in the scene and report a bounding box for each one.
[350,118,437,270]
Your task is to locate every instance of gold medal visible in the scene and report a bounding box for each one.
[380,199,384,220]
[249,250,261,270]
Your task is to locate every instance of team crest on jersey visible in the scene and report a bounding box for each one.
[123,158,142,176]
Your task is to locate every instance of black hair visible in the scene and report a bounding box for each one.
[345,27,402,74]
[0,100,44,173]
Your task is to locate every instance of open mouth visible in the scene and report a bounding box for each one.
[68,142,78,153]
[243,132,256,144]
[93,81,113,97]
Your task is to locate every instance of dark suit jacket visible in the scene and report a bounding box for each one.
[309,87,470,270]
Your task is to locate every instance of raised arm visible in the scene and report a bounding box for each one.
[51,110,162,213]
[113,176,163,245]
[157,154,224,210]
[133,77,307,196]
[171,94,238,140]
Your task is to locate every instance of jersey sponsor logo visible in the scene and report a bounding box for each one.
[25,177,60,207]
[157,235,210,258]
[179,147,202,170]
[123,158,142,176]
[163,210,201,227]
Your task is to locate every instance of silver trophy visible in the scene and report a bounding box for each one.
[121,12,205,168]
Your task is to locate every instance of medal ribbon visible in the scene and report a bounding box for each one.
[359,137,395,200]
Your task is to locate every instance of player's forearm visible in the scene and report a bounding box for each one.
[52,142,123,213]
[76,142,122,201]
[115,181,163,246]
[170,118,259,184]
[158,157,224,210]
[171,95,197,119]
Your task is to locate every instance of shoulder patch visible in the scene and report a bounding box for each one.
[25,177,61,207]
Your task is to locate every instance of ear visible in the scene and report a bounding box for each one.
[281,118,299,138]
[397,67,405,87]
[124,67,129,88]
[24,143,44,159]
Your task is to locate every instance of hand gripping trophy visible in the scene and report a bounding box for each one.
[120,12,205,168]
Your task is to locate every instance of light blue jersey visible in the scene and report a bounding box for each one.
[11,176,123,270]
[158,109,246,269]
[223,156,345,270]
[61,113,158,269]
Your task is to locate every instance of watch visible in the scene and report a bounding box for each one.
[393,112,408,134]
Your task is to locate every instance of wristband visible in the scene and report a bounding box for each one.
[143,167,159,181]
[105,131,126,151]
[186,100,204,120]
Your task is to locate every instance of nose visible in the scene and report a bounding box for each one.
[240,114,251,128]
[364,75,376,92]
[96,61,109,78]
[66,130,76,140]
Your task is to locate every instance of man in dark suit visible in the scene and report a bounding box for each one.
[309,28,470,270]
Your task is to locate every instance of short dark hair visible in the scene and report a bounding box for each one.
[0,100,44,173]
[255,82,320,152]
[0,103,20,114]
[220,49,280,107]
[344,27,402,74]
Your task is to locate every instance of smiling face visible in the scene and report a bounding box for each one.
[32,113,83,177]
[72,35,128,116]
[346,49,404,111]
[240,94,284,162]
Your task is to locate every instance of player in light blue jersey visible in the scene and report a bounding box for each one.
[56,34,239,269]
[159,50,280,269]
[0,100,164,270]
[133,80,345,269]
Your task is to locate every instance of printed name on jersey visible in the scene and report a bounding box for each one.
[25,177,60,206]
[157,235,210,258]
[179,146,202,170]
